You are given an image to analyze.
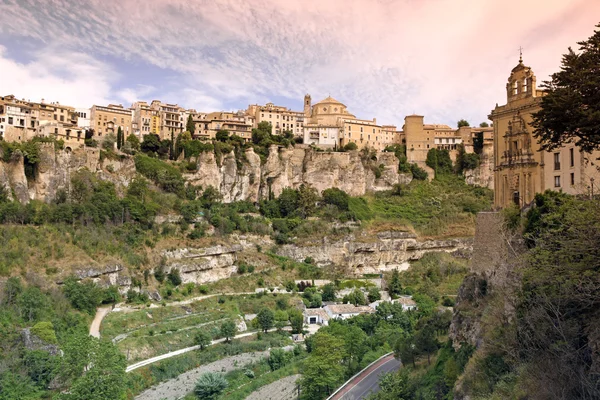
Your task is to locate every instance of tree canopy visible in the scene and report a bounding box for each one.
[532,23,600,152]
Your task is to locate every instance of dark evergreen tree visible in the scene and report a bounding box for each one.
[532,23,600,152]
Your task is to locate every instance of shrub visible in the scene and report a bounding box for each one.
[167,269,182,286]
[410,163,429,180]
[322,188,350,211]
[194,372,228,400]
[30,321,58,344]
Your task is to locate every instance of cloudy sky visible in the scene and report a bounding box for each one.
[0,0,598,128]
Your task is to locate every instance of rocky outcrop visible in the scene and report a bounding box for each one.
[465,145,494,190]
[162,244,244,284]
[185,146,411,202]
[276,231,473,275]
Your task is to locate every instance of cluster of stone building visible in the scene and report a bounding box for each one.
[0,55,598,209]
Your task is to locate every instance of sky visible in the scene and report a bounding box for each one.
[0,0,598,128]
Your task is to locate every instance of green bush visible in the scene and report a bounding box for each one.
[134,154,185,196]
[30,321,58,344]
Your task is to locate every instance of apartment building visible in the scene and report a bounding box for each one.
[90,104,132,138]
[247,102,304,136]
[132,101,159,137]
[150,100,184,140]
[192,111,254,141]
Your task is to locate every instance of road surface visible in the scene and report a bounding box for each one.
[89,306,111,338]
[330,354,401,400]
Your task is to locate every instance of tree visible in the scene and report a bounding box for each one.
[532,23,600,152]
[289,308,304,334]
[116,127,123,150]
[457,119,470,128]
[426,148,453,175]
[194,372,228,400]
[479,122,489,128]
[102,133,116,150]
[409,163,428,180]
[18,286,48,322]
[56,333,126,400]
[415,325,438,365]
[186,115,195,135]
[268,348,290,371]
[321,283,336,302]
[368,287,381,303]
[194,331,212,350]
[343,142,358,151]
[220,320,237,342]
[388,269,403,298]
[277,188,299,217]
[215,129,230,142]
[257,308,275,332]
[322,188,349,211]
[141,133,161,154]
[62,276,104,315]
[167,268,182,286]
[297,184,318,218]
[300,332,347,399]
[3,276,23,305]
[343,289,366,306]
[126,133,140,152]
[395,335,418,368]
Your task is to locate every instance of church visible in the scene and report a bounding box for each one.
[489,54,600,208]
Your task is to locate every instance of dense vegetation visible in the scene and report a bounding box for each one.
[0,277,127,400]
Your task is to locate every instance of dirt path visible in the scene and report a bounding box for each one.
[89,306,111,338]
[125,327,283,372]
[245,374,301,400]
[134,351,269,400]
[112,292,256,314]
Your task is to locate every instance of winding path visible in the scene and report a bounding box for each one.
[126,327,281,372]
[89,306,111,338]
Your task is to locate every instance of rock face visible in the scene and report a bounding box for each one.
[276,231,473,275]
[449,212,524,349]
[162,245,243,284]
[465,145,494,190]
[185,146,412,202]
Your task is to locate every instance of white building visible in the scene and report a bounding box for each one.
[323,304,375,320]
[303,125,340,148]
[304,308,330,326]
[392,296,418,311]
[75,108,91,130]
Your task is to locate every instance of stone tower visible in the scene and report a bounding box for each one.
[303,94,311,118]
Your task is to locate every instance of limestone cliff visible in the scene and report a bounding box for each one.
[464,145,494,190]
[185,145,411,202]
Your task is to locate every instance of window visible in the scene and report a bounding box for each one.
[8,117,13,124]
[554,176,561,188]
[60,115,64,122]
[570,173,575,186]
[360,127,363,132]
[554,153,560,170]
[570,148,574,167]
[53,114,57,120]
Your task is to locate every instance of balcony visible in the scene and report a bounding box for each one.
[500,149,536,167]
[309,132,319,139]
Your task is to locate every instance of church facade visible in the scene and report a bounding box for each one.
[489,56,600,208]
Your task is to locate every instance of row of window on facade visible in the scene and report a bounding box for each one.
[555,173,576,188]
[261,113,295,121]
[554,149,575,170]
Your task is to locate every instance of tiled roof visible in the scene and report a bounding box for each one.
[325,304,375,314]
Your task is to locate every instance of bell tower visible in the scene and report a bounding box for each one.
[304,94,312,118]
[506,50,537,103]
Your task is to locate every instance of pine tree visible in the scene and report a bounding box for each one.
[532,23,600,152]
[186,114,195,136]
[116,127,123,150]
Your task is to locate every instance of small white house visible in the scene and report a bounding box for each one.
[392,296,418,311]
[323,304,375,320]
[304,308,330,326]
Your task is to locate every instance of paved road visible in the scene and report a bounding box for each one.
[89,306,111,338]
[330,354,401,400]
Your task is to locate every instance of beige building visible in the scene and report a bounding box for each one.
[90,104,132,138]
[132,101,159,137]
[150,100,184,140]
[303,95,394,150]
[0,95,83,144]
[192,111,254,142]
[246,102,304,136]
[489,56,600,208]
